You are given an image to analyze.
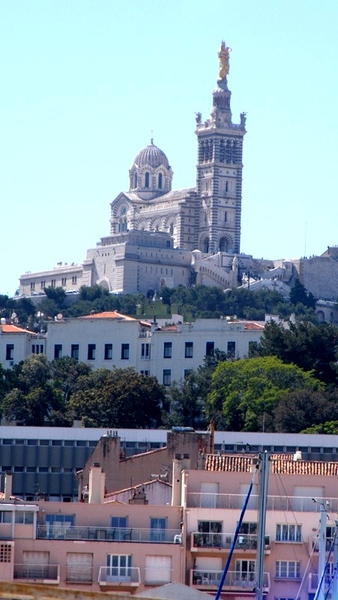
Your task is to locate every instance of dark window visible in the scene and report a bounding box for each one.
[141,343,150,359]
[5,344,14,361]
[184,369,192,378]
[54,344,62,359]
[158,173,162,189]
[87,344,96,360]
[134,173,137,188]
[104,343,113,360]
[163,342,172,359]
[163,369,171,386]
[145,172,150,188]
[185,342,193,358]
[121,343,129,360]
[71,344,79,360]
[206,341,215,356]
[227,341,236,357]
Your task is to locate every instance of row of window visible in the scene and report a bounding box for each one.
[30,276,78,292]
[0,438,96,447]
[53,340,237,362]
[133,172,164,190]
[5,343,45,361]
[1,466,78,474]
[0,510,34,524]
[198,521,302,543]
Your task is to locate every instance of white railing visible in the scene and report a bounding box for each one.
[191,569,270,591]
[37,525,181,543]
[186,493,338,512]
[98,566,141,585]
[191,531,270,550]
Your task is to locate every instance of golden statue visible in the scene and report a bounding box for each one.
[218,41,231,80]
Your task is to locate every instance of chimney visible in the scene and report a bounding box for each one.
[4,473,12,499]
[88,463,105,504]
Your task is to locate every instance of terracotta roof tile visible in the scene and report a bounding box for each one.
[1,324,36,335]
[79,311,135,321]
[204,453,338,476]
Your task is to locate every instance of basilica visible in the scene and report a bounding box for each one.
[19,43,252,298]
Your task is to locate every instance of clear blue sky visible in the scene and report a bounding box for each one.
[1,0,337,295]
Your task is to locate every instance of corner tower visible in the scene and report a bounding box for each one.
[196,42,246,255]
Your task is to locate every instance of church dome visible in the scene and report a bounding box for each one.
[133,140,170,169]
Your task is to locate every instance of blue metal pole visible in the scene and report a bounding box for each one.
[214,459,260,600]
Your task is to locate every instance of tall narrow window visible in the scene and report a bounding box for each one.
[54,344,62,359]
[163,342,172,359]
[87,344,96,360]
[104,344,113,360]
[163,369,171,386]
[145,172,150,188]
[227,341,236,357]
[205,341,214,356]
[185,342,193,358]
[71,344,79,360]
[121,344,129,360]
[6,344,14,361]
[134,173,137,188]
[158,173,162,189]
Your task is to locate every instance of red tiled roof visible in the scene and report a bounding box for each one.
[1,324,36,335]
[244,322,265,331]
[204,453,338,476]
[79,311,135,321]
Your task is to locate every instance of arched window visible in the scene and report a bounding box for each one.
[158,173,163,189]
[219,140,225,162]
[225,181,229,193]
[203,238,209,253]
[224,211,228,222]
[134,173,137,188]
[169,223,174,236]
[145,172,150,188]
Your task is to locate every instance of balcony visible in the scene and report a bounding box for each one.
[37,525,182,543]
[14,564,60,584]
[191,532,270,553]
[190,569,270,593]
[309,535,334,553]
[98,566,141,587]
[186,493,338,512]
[308,572,333,593]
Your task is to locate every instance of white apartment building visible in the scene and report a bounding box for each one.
[0,322,45,369]
[44,311,264,385]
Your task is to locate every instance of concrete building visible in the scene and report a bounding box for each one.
[0,439,338,599]
[19,43,250,297]
[0,322,45,369]
[44,310,264,384]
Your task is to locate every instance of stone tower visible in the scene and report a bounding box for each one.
[196,41,246,255]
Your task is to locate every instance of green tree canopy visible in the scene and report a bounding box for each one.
[256,320,338,384]
[206,356,322,432]
[68,368,165,428]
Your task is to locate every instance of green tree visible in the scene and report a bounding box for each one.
[0,355,70,426]
[256,320,338,384]
[289,279,316,309]
[206,356,322,432]
[68,368,165,428]
[43,286,66,307]
[273,389,337,433]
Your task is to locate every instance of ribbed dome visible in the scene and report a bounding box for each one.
[133,141,170,169]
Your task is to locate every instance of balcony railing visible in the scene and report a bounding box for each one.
[37,525,182,543]
[187,493,338,512]
[308,572,332,593]
[14,564,60,583]
[191,569,270,591]
[191,531,270,550]
[310,536,334,552]
[98,566,141,586]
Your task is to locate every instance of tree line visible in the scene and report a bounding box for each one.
[1,319,338,434]
[1,278,318,330]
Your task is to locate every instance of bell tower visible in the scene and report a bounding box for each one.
[196,42,246,255]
